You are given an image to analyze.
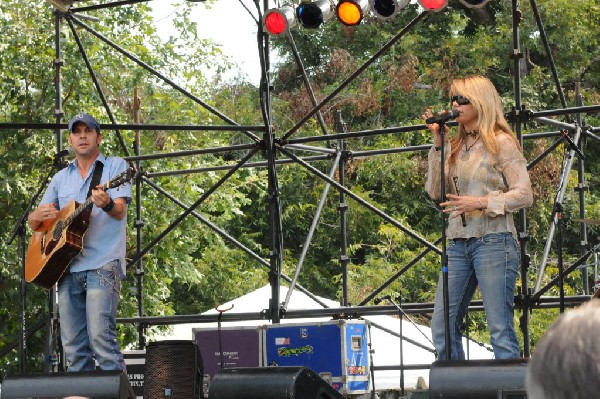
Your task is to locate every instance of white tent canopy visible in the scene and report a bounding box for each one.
[154,284,493,390]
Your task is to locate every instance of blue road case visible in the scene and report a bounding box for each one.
[263,320,370,395]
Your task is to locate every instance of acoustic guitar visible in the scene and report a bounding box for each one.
[25,168,134,289]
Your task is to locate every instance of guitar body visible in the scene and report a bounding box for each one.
[25,200,92,289]
[25,167,133,289]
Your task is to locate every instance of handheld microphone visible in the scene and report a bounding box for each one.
[426,109,459,125]
[452,176,467,228]
[53,147,74,160]
[374,295,390,305]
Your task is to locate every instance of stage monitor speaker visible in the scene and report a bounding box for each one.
[144,340,203,399]
[0,370,135,399]
[207,366,345,399]
[429,358,527,399]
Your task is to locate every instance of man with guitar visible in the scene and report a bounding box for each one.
[27,113,132,373]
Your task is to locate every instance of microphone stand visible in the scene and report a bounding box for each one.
[437,120,451,360]
[378,294,438,398]
[386,296,405,398]
[367,322,376,399]
[214,303,234,371]
[555,205,566,313]
[6,161,65,373]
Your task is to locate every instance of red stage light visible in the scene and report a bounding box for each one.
[263,5,297,36]
[417,0,448,12]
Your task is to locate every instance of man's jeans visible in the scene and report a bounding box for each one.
[431,232,520,360]
[57,259,126,372]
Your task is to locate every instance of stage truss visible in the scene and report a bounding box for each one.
[2,0,600,377]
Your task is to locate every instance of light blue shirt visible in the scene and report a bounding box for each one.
[40,154,132,277]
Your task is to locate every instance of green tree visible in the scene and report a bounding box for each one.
[0,0,267,374]
[2,0,600,376]
[267,0,600,349]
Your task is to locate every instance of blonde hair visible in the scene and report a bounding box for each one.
[448,75,521,164]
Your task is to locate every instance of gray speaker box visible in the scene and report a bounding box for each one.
[429,359,528,399]
[0,370,135,399]
[207,366,345,399]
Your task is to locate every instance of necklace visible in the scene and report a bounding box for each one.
[465,129,479,137]
[461,136,480,161]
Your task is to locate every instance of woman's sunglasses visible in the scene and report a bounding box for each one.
[451,95,471,105]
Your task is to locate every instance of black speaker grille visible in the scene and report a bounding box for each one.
[0,371,134,399]
[144,340,203,399]
[207,367,344,399]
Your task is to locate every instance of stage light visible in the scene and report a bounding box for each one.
[417,0,448,12]
[369,0,410,20]
[459,0,491,8]
[336,0,369,26]
[296,0,335,29]
[45,0,73,12]
[263,5,297,36]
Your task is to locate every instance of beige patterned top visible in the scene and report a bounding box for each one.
[426,132,533,240]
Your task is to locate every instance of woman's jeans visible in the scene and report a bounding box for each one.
[431,232,520,360]
[57,259,126,372]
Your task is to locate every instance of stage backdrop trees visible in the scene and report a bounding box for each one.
[266,0,600,345]
[0,0,252,373]
[1,0,600,375]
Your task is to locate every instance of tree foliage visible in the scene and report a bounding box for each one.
[0,0,261,373]
[268,0,600,348]
[1,0,600,375]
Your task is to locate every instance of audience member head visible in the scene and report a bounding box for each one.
[526,299,600,399]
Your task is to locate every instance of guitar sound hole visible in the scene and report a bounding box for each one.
[40,233,47,255]
[45,240,58,256]
[52,221,64,241]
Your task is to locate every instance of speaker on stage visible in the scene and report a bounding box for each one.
[0,370,135,399]
[429,359,528,399]
[143,340,203,399]
[207,366,345,399]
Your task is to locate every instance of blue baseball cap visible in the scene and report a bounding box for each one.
[67,113,101,133]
